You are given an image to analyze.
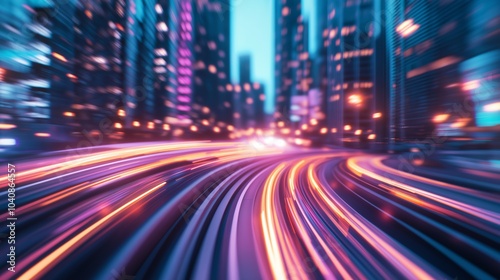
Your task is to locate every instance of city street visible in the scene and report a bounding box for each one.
[1,141,498,279]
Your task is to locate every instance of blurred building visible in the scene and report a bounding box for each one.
[0,0,77,148]
[135,0,159,129]
[152,0,171,127]
[164,0,194,131]
[239,54,251,84]
[232,81,266,130]
[274,0,301,123]
[457,0,500,144]
[325,0,388,148]
[191,0,232,136]
[384,0,498,150]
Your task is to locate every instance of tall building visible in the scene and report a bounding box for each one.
[238,54,251,84]
[165,0,194,129]
[289,19,314,128]
[325,0,388,148]
[0,0,52,124]
[458,0,500,142]
[135,0,158,129]
[192,0,232,135]
[274,0,301,123]
[152,0,171,128]
[386,0,473,149]
[0,0,77,146]
[73,0,128,131]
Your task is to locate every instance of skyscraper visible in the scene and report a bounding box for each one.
[386,0,473,150]
[239,54,251,84]
[192,0,232,134]
[274,0,301,123]
[325,0,387,148]
[152,0,171,128]
[135,0,158,129]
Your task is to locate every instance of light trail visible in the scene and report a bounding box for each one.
[1,141,498,279]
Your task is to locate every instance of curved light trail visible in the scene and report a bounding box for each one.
[1,141,498,279]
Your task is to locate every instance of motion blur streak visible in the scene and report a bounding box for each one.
[1,142,499,279]
[19,182,167,280]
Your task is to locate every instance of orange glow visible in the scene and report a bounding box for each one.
[0,124,16,130]
[227,125,234,131]
[163,124,170,131]
[133,121,140,127]
[348,94,363,106]
[208,65,217,74]
[301,124,308,130]
[202,119,209,126]
[450,118,469,128]
[373,112,382,119]
[190,125,198,132]
[433,114,449,123]
[66,73,77,79]
[147,122,155,129]
[118,109,126,117]
[407,56,460,78]
[63,111,75,117]
[310,118,318,125]
[396,19,420,37]
[344,125,351,131]
[368,134,376,140]
[35,133,51,137]
[320,127,327,134]
[331,128,337,133]
[85,9,92,19]
[354,129,362,135]
[52,52,67,62]
[213,126,220,133]
[114,123,122,129]
[277,121,284,128]
[462,80,480,91]
[281,128,291,135]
